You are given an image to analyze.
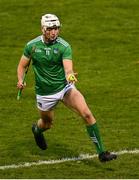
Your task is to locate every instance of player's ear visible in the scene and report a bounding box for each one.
[41,27,45,35]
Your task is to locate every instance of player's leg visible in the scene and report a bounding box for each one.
[63,88,104,153]
[32,110,54,150]
[63,88,96,124]
[32,94,57,150]
[38,110,54,129]
[63,88,117,162]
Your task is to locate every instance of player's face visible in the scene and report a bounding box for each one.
[43,26,60,42]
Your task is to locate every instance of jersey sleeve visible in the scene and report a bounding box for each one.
[62,45,72,60]
[23,43,32,58]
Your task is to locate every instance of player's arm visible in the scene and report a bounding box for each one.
[17,55,30,89]
[63,59,77,83]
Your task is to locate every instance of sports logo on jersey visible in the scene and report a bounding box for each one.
[53,48,59,54]
[35,48,42,53]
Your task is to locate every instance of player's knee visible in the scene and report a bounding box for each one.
[84,112,92,120]
[81,110,96,125]
[82,110,92,121]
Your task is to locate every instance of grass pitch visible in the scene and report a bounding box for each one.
[0,0,139,178]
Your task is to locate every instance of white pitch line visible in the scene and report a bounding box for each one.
[0,149,139,170]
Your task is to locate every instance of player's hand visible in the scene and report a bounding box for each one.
[17,80,26,89]
[66,73,77,83]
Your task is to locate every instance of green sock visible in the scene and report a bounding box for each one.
[86,123,105,154]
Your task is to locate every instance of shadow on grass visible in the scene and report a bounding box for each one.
[28,138,79,161]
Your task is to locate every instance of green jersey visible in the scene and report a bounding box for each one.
[23,36,72,95]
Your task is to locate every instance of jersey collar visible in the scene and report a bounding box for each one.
[41,35,57,45]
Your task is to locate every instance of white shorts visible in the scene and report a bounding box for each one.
[36,83,75,111]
